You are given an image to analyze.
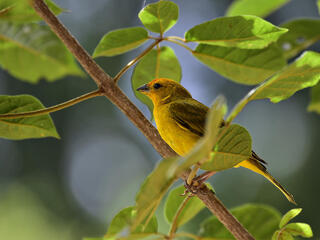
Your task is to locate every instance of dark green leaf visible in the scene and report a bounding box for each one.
[0,22,83,83]
[279,208,302,228]
[174,96,226,175]
[132,46,181,117]
[278,19,320,59]
[252,51,320,103]
[201,124,252,171]
[133,157,179,232]
[105,207,157,239]
[272,230,294,240]
[164,184,212,227]
[138,0,178,33]
[93,27,149,57]
[185,16,287,49]
[226,0,290,18]
[0,95,59,140]
[200,204,281,240]
[0,0,64,22]
[193,43,286,85]
[308,82,320,114]
[283,223,313,238]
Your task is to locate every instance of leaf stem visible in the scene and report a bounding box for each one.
[225,87,257,124]
[169,195,192,239]
[166,36,187,42]
[114,38,162,83]
[0,89,103,119]
[164,37,194,52]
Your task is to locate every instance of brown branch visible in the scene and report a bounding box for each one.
[31,1,254,239]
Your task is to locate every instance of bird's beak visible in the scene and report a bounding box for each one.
[136,84,150,93]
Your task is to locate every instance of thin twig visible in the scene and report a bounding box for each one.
[169,195,192,239]
[0,89,102,119]
[31,1,254,239]
[114,38,162,83]
[164,37,193,52]
[166,36,187,42]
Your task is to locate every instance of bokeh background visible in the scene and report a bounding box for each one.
[1,0,320,239]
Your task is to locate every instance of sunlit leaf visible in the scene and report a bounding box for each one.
[318,0,320,15]
[174,96,226,175]
[252,51,320,103]
[93,27,149,57]
[308,82,320,114]
[132,46,181,118]
[201,124,252,171]
[164,184,213,227]
[0,0,64,22]
[138,0,178,34]
[0,22,83,83]
[272,230,294,240]
[133,157,179,232]
[226,0,290,18]
[193,43,286,85]
[279,208,302,228]
[200,204,281,240]
[0,95,59,140]
[185,15,287,49]
[227,51,320,123]
[283,223,313,238]
[105,207,157,239]
[278,19,320,59]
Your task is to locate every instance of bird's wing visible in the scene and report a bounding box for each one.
[168,99,209,137]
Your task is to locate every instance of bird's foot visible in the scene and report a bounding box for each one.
[183,171,216,195]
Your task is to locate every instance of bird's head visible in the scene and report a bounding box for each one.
[136,78,192,104]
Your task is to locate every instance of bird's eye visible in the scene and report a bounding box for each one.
[153,83,162,89]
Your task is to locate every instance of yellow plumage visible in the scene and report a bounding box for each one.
[137,78,296,204]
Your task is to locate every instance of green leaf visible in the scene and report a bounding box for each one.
[227,51,320,123]
[93,27,149,57]
[185,15,287,49]
[164,184,212,227]
[278,19,320,59]
[105,207,157,239]
[83,238,103,240]
[318,0,320,15]
[0,22,83,83]
[200,204,281,240]
[252,51,320,103]
[132,46,181,117]
[279,208,302,228]
[308,82,320,114]
[283,223,313,238]
[138,0,178,34]
[133,157,179,232]
[272,230,294,240]
[200,124,252,171]
[193,43,286,85]
[0,0,64,23]
[174,96,227,175]
[226,0,290,18]
[0,95,59,140]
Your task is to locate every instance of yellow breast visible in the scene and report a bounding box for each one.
[153,104,200,156]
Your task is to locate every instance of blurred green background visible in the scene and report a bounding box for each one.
[0,0,320,239]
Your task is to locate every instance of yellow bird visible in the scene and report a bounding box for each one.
[137,78,296,204]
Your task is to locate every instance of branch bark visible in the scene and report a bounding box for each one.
[31,1,254,239]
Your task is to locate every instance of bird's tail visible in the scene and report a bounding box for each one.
[235,158,296,205]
